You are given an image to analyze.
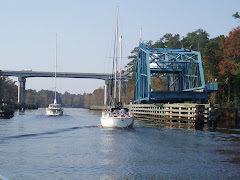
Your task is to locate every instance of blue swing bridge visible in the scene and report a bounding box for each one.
[134,42,218,103]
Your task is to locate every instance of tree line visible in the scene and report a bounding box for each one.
[26,87,104,108]
[0,76,104,108]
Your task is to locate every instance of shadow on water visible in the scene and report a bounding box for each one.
[135,119,240,131]
[134,120,204,131]
[134,120,240,140]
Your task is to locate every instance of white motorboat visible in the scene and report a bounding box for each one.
[101,6,134,128]
[46,33,63,116]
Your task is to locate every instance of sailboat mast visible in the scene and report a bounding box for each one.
[55,33,57,103]
[114,6,119,101]
[119,35,122,102]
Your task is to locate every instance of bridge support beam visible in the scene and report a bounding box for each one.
[18,77,26,104]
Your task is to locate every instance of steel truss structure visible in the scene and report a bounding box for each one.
[134,42,217,103]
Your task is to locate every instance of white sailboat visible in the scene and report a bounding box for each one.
[101,6,134,128]
[46,34,63,116]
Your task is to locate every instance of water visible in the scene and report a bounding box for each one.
[0,108,240,180]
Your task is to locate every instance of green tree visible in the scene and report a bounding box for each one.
[232,12,240,19]
[124,46,139,103]
[202,36,224,104]
[152,33,181,48]
[202,36,224,81]
[61,91,73,107]
[182,29,209,51]
[84,93,92,108]
[0,76,18,102]
[125,46,138,76]
[72,94,84,107]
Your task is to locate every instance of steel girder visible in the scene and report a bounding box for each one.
[134,42,216,103]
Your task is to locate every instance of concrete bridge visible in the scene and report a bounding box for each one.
[1,70,116,104]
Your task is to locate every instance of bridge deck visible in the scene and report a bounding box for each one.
[1,70,113,80]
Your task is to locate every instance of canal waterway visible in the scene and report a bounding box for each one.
[0,108,240,180]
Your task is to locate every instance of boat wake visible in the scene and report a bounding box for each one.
[0,125,101,142]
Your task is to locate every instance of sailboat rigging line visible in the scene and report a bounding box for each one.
[110,6,119,107]
[55,33,58,103]
[114,6,119,101]
[119,35,122,102]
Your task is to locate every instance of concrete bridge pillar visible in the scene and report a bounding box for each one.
[104,79,110,106]
[18,77,26,104]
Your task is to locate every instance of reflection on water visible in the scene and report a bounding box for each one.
[0,108,239,179]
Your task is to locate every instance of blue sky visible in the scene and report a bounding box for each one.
[0,0,239,94]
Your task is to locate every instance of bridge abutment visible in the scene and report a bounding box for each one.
[18,77,26,104]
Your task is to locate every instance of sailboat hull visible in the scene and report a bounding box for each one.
[46,109,63,116]
[46,104,63,116]
[101,114,134,128]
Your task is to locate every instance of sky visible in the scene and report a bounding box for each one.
[0,0,239,94]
